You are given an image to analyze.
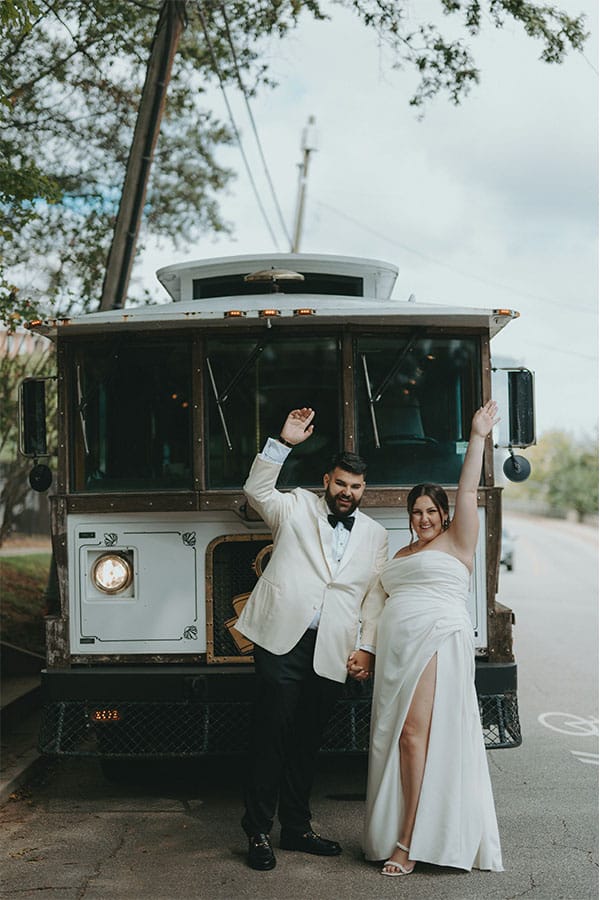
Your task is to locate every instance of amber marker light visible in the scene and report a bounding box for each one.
[494,308,520,317]
[259,309,280,317]
[27,319,43,327]
[224,310,246,318]
[293,308,315,316]
[90,708,122,722]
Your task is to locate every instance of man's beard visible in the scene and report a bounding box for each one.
[325,486,360,517]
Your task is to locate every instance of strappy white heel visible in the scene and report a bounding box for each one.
[381,842,416,877]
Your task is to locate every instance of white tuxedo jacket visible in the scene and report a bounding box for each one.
[236,455,389,682]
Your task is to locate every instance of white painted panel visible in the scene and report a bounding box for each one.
[68,513,249,655]
[78,530,198,647]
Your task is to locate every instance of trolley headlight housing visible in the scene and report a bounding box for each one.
[91,553,133,594]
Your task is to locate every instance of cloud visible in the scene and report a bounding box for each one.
[136,0,598,434]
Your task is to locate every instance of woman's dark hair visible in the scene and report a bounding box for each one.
[406,483,450,541]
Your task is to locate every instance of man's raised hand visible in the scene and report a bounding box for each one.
[280,408,315,446]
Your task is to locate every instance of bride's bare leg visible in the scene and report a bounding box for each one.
[383,654,437,873]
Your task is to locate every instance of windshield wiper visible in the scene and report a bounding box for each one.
[361,330,424,448]
[206,342,267,450]
[206,357,233,450]
[361,354,381,449]
[76,363,90,456]
[371,330,423,402]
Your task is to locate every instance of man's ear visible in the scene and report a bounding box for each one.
[323,473,330,490]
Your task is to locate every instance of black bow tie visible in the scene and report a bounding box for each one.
[327,514,354,531]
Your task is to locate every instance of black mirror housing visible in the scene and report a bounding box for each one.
[19,377,55,493]
[508,369,535,448]
[20,378,49,457]
[492,366,536,449]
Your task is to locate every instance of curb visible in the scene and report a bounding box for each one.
[0,693,44,807]
[0,749,45,806]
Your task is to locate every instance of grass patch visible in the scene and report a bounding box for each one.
[0,554,51,655]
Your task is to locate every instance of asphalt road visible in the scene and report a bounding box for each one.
[0,513,597,900]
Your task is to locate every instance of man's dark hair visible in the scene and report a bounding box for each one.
[327,451,367,477]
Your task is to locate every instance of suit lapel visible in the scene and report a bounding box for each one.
[317,499,336,578]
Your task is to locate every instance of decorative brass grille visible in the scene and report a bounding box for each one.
[205,534,272,663]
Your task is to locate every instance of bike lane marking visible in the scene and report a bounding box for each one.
[537,712,599,765]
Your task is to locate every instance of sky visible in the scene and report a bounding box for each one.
[134,0,598,439]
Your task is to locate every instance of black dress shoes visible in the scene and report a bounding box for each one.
[280,829,342,856]
[247,832,276,870]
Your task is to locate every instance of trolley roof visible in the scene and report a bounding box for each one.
[28,253,519,339]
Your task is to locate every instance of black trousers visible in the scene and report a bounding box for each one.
[242,629,344,837]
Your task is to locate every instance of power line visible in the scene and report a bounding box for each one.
[196,2,280,250]
[319,199,597,363]
[580,51,598,75]
[524,340,597,362]
[316,199,597,316]
[220,3,291,247]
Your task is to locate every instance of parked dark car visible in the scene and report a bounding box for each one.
[501,528,516,571]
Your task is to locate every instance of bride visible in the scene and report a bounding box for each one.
[357,400,504,876]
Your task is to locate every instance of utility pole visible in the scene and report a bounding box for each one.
[291,115,318,253]
[99,1,187,310]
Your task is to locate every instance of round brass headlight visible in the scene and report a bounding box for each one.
[91,554,133,594]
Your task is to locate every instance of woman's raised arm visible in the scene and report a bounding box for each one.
[448,400,499,560]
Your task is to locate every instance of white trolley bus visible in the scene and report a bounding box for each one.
[21,253,534,766]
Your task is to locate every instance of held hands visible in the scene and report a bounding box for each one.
[347,649,374,682]
[280,407,315,446]
[471,400,500,438]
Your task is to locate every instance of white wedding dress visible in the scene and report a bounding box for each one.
[363,551,503,871]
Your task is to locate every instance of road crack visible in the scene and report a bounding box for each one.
[506,872,537,899]
[76,821,129,899]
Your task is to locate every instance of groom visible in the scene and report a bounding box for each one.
[236,407,388,870]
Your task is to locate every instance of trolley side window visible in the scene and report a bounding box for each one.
[356,334,481,485]
[205,336,341,488]
[71,342,192,492]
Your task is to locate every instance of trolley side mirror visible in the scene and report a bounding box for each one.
[19,376,56,493]
[491,366,535,483]
[19,378,50,457]
[507,369,535,448]
[492,367,536,449]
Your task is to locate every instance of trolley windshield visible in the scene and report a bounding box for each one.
[356,334,481,485]
[69,331,481,492]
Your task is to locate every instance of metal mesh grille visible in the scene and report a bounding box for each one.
[38,701,249,757]
[39,689,521,757]
[479,691,522,749]
[211,538,271,658]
